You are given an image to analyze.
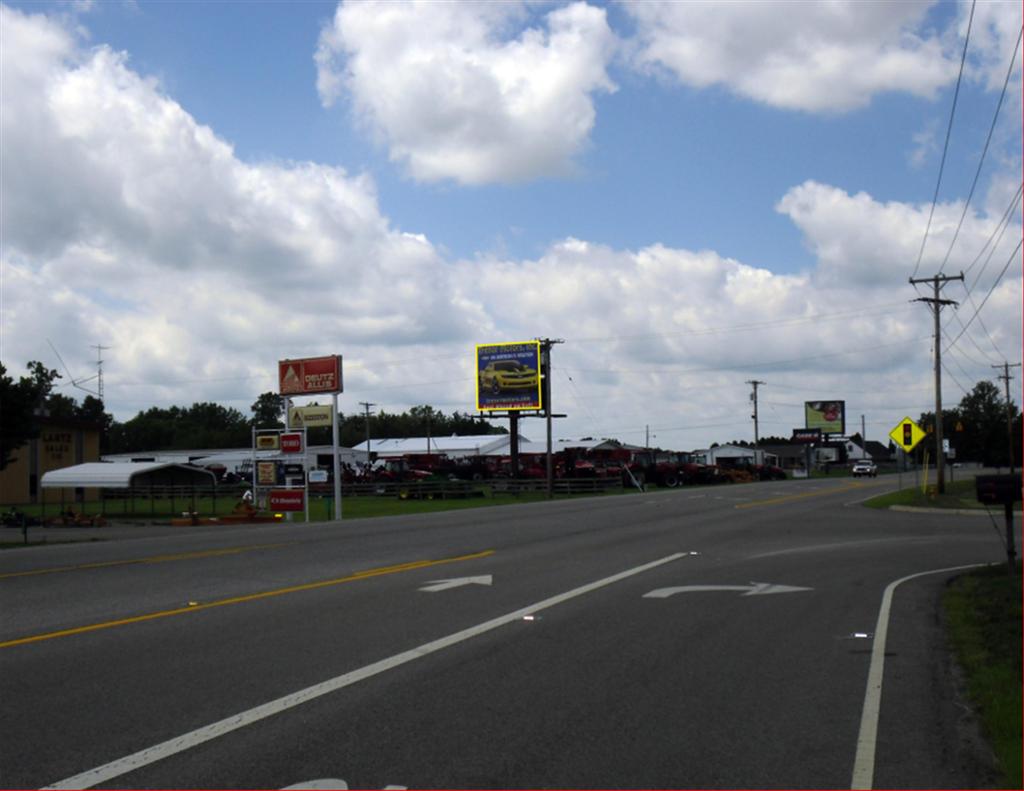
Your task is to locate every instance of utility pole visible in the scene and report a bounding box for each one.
[910,272,963,494]
[359,401,375,469]
[861,414,866,458]
[747,380,765,458]
[91,344,110,402]
[538,338,564,499]
[993,362,1021,474]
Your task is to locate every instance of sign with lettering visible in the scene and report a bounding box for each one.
[279,356,343,395]
[280,433,303,454]
[269,489,305,511]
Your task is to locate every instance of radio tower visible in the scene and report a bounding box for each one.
[91,344,110,401]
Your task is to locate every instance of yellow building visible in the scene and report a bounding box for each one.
[0,419,101,505]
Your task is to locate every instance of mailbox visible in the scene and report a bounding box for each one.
[975,474,1022,506]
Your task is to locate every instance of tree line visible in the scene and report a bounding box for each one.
[1,362,503,467]
[2,360,1017,468]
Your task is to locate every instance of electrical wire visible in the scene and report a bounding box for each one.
[944,237,1023,352]
[938,24,1022,275]
[963,184,1022,279]
[912,0,977,282]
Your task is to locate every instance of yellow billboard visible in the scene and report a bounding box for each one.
[476,341,543,412]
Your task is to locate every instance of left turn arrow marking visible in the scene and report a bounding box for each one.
[643,582,812,598]
[419,575,493,593]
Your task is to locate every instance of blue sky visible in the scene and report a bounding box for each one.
[1,0,1021,449]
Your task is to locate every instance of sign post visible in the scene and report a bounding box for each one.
[889,417,927,493]
[279,355,344,521]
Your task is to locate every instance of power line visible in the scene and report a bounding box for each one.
[911,0,977,281]
[944,237,1022,353]
[937,24,1022,275]
[962,184,1022,279]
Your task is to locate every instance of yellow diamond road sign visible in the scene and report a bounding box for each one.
[889,417,926,453]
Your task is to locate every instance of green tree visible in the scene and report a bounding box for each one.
[251,392,285,429]
[918,380,1021,466]
[0,361,61,469]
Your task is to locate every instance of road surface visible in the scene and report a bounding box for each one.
[0,476,1004,789]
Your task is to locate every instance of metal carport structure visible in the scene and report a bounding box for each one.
[40,462,218,519]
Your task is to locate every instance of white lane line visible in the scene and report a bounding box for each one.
[44,552,689,790]
[849,562,988,790]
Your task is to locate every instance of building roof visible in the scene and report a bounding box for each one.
[41,462,217,489]
[518,438,622,455]
[350,434,523,457]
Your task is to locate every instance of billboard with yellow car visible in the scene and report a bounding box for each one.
[476,341,543,412]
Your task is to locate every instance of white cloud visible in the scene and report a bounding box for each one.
[315,0,617,184]
[624,0,957,112]
[776,180,1023,293]
[1,5,1018,449]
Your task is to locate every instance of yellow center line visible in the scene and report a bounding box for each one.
[0,543,292,581]
[0,549,495,650]
[735,481,867,510]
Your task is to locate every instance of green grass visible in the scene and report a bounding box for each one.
[298,488,626,521]
[3,486,632,523]
[863,477,1020,511]
[943,565,1023,788]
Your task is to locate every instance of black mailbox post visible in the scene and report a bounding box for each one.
[976,474,1022,572]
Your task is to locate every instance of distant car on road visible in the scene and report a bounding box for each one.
[852,459,877,477]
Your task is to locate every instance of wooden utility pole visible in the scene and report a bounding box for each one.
[747,380,765,457]
[993,362,1021,474]
[359,401,375,469]
[910,272,963,494]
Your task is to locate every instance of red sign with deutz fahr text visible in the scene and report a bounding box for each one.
[279,356,343,395]
[269,489,305,511]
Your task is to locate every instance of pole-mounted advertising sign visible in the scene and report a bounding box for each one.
[279,356,343,395]
[280,432,303,454]
[804,400,846,435]
[476,341,543,412]
[269,489,305,512]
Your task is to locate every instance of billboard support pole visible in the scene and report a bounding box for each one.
[332,393,342,520]
[538,338,564,499]
[510,413,520,479]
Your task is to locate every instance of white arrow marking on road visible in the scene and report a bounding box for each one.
[643,582,812,598]
[419,575,493,593]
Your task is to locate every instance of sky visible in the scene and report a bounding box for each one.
[1,0,1021,451]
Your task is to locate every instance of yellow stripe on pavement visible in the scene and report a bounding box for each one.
[0,543,292,581]
[735,481,867,510]
[0,549,495,649]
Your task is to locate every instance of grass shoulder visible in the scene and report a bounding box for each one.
[943,565,1022,788]
[863,477,1019,512]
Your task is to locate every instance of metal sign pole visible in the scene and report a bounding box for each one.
[332,392,342,520]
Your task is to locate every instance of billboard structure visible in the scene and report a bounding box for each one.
[279,356,343,395]
[276,354,344,520]
[805,401,846,435]
[476,341,543,412]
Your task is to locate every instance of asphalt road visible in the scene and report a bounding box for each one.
[0,476,1006,789]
